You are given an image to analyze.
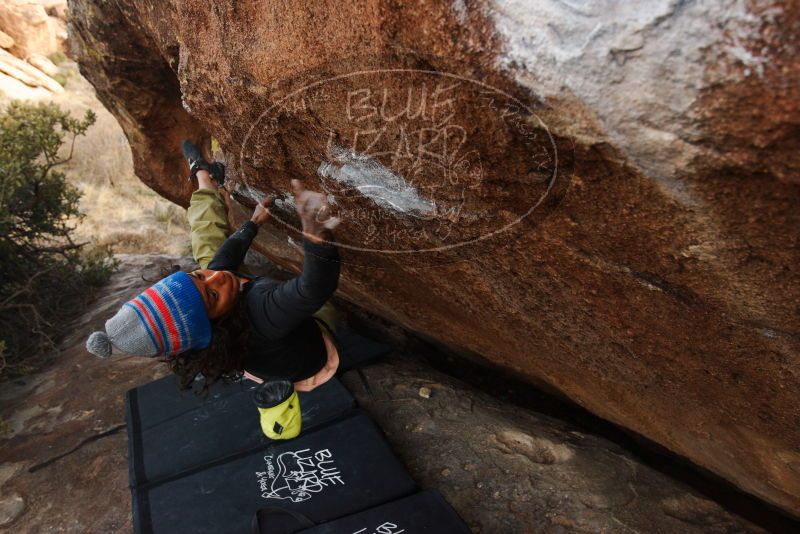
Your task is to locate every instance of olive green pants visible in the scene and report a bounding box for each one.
[187,188,337,331]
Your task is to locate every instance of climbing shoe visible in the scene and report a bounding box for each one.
[181,140,225,186]
[253,379,301,440]
[208,161,225,186]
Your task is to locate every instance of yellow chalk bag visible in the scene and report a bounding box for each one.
[253,379,302,440]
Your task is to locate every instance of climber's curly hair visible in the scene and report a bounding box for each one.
[143,262,250,395]
[166,300,250,394]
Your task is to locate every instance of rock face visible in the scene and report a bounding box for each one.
[0,30,14,50]
[68,0,800,515]
[0,1,68,97]
[0,49,63,93]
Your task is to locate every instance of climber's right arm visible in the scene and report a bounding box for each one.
[243,179,341,338]
[244,237,340,339]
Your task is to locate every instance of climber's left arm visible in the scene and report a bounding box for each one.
[207,198,272,271]
[206,220,258,271]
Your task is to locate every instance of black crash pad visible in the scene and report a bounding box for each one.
[133,411,416,534]
[127,373,243,431]
[254,489,471,534]
[126,377,356,488]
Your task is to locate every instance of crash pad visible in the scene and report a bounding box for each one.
[132,411,416,534]
[253,489,471,533]
[126,377,356,488]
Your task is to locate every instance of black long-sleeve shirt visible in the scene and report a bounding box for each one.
[207,221,340,381]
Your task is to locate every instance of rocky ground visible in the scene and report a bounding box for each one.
[0,255,180,533]
[342,356,769,534]
[0,255,779,533]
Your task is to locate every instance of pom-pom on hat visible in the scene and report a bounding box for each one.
[85,271,212,358]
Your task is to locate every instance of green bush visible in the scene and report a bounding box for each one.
[47,51,67,66]
[53,72,69,87]
[0,102,117,379]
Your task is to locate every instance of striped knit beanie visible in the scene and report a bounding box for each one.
[85,271,212,358]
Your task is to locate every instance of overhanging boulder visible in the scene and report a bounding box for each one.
[68,0,800,515]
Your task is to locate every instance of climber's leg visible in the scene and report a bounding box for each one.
[312,300,338,334]
[181,139,230,268]
[187,170,229,269]
[195,168,218,191]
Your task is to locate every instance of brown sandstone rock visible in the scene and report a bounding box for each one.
[41,0,68,22]
[68,0,800,515]
[48,14,68,54]
[0,30,13,50]
[0,71,51,99]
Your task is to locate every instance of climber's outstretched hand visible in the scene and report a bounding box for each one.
[250,196,275,226]
[291,179,340,244]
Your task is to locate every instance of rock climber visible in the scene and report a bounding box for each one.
[85,140,342,439]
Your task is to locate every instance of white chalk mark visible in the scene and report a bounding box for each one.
[234,182,297,210]
[489,0,772,204]
[317,145,437,217]
[274,192,297,210]
[234,182,268,203]
[451,0,468,24]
